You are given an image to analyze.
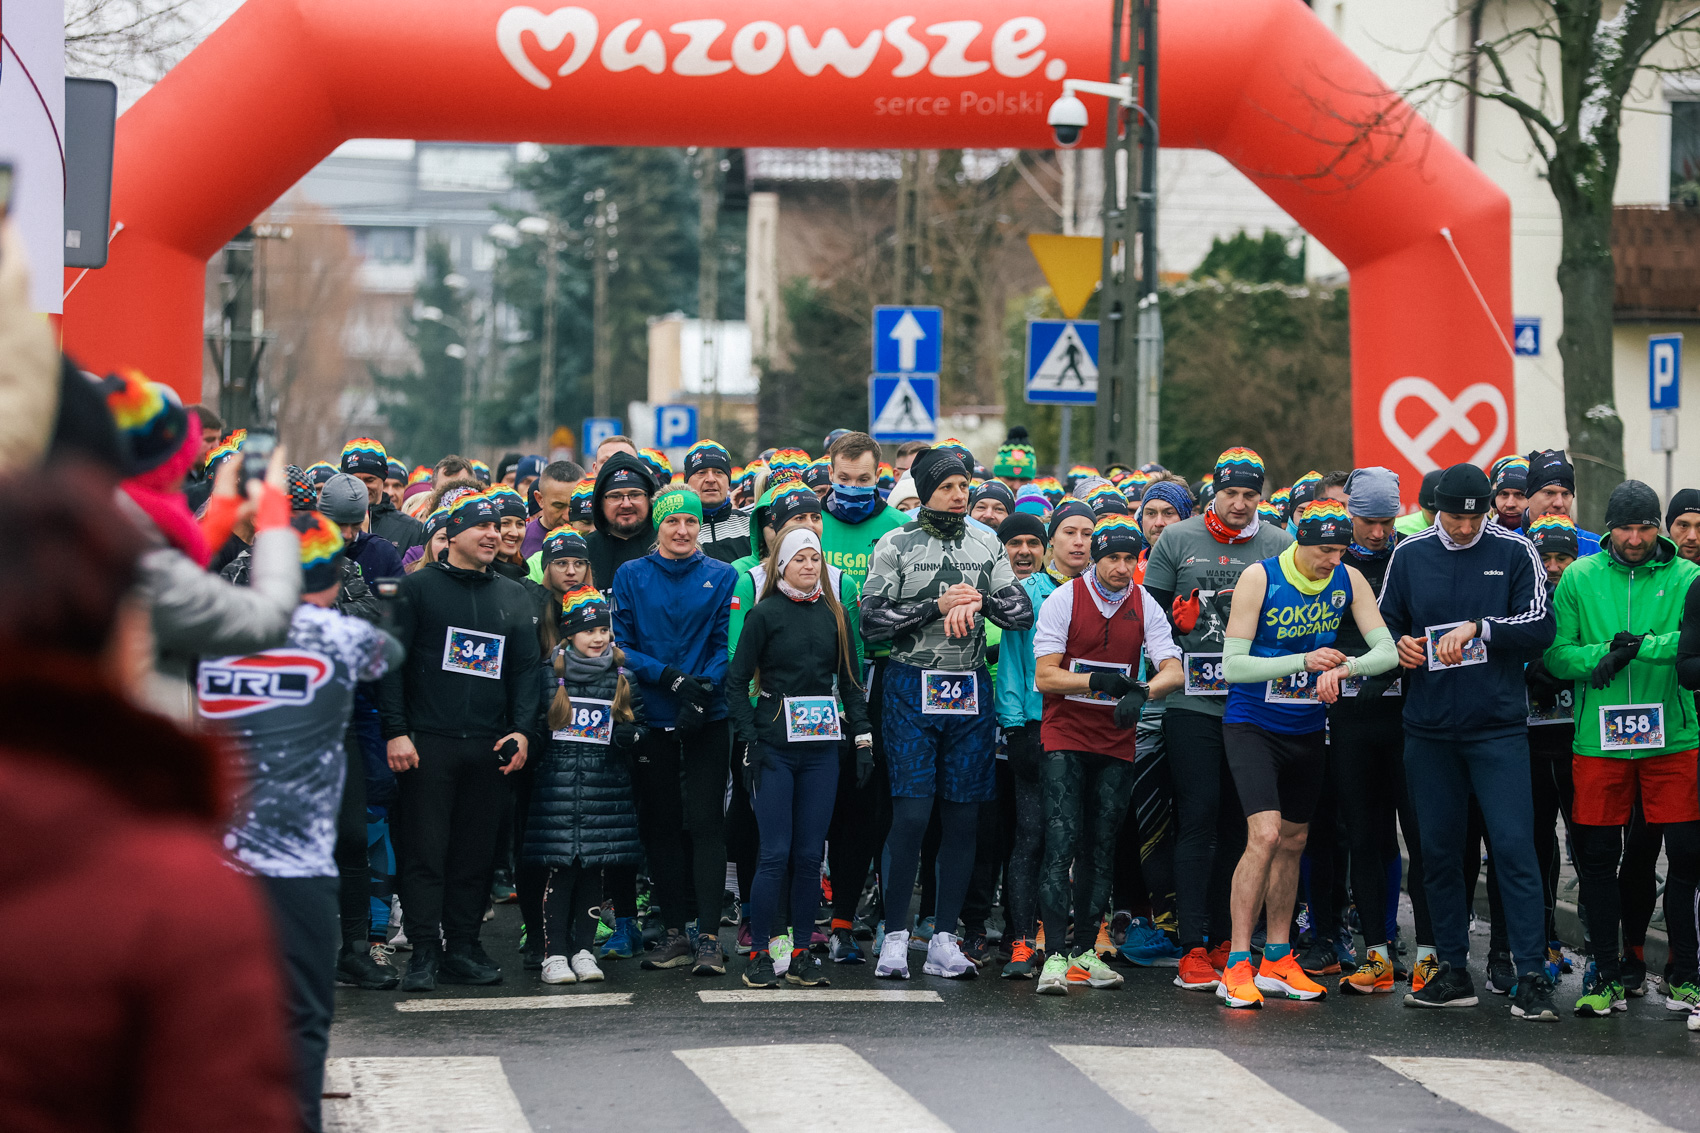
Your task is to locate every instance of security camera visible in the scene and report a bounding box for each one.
[1047,94,1088,148]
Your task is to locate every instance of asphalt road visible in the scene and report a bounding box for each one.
[325,905,1698,1133]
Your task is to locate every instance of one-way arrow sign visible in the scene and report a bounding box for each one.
[873,306,942,374]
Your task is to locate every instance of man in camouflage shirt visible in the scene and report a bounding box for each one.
[862,448,1033,980]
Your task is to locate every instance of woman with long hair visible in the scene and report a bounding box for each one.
[405,506,450,575]
[727,528,871,989]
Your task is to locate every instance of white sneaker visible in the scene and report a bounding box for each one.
[541,955,576,984]
[876,929,911,979]
[1690,1009,1700,1032]
[570,950,604,982]
[388,897,411,951]
[923,931,978,979]
[770,935,793,978]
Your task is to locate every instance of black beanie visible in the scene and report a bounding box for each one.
[1048,499,1095,539]
[1667,488,1700,532]
[1432,463,1491,515]
[1604,480,1662,530]
[911,448,968,509]
[997,512,1048,548]
[1417,468,1443,512]
[1524,449,1575,497]
[971,480,1016,513]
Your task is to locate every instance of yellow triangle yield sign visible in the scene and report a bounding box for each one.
[1026,234,1104,320]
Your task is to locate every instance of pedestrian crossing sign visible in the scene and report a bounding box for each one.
[1025,319,1099,405]
[868,374,937,443]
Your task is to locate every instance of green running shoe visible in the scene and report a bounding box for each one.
[1664,979,1700,1013]
[1574,981,1626,1017]
[1036,952,1070,996]
[1067,949,1125,989]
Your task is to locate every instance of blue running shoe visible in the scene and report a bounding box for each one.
[1118,917,1184,967]
[1333,924,1359,969]
[829,927,866,964]
[909,916,936,950]
[599,916,641,960]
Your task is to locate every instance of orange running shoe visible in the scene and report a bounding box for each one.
[1341,949,1395,994]
[1217,958,1263,1009]
[1094,921,1116,961]
[1255,952,1328,1001]
[1036,924,1046,953]
[1207,940,1232,975]
[1173,947,1221,991]
[1411,953,1440,992]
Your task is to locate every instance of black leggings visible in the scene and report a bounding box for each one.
[882,795,978,935]
[541,862,601,957]
[1005,765,1045,942]
[1527,730,1574,944]
[1164,708,1245,952]
[827,660,893,926]
[1040,750,1137,954]
[334,736,370,947]
[1331,708,1430,946]
[1574,819,1700,982]
[1622,808,1663,949]
[632,721,732,934]
[1112,717,1178,928]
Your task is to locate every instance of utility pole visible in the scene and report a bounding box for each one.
[537,219,560,453]
[696,147,722,439]
[1093,0,1160,470]
[894,151,925,304]
[1057,150,1078,476]
[216,228,256,429]
[588,190,615,420]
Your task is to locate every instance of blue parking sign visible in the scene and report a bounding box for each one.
[583,417,622,454]
[655,404,698,448]
[1650,334,1682,410]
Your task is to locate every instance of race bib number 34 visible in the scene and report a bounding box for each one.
[1184,653,1227,696]
[1599,703,1664,751]
[443,627,505,679]
[921,670,979,715]
[552,697,614,745]
[785,695,843,742]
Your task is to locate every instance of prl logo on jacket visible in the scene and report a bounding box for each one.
[198,650,333,717]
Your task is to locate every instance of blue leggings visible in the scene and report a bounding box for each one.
[750,742,840,948]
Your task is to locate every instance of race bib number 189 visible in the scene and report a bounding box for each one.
[921,670,979,715]
[552,697,614,745]
[1600,703,1664,751]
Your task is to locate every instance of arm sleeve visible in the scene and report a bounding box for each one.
[1344,625,1397,677]
[724,608,763,747]
[1221,635,1307,683]
[1540,568,1606,680]
[1140,588,1182,666]
[1479,533,1556,661]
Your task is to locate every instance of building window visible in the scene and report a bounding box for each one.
[348,226,416,265]
[417,146,514,193]
[1671,100,1700,204]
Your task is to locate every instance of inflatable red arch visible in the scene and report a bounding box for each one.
[62,0,1511,491]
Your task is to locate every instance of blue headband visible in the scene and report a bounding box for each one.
[1140,480,1194,520]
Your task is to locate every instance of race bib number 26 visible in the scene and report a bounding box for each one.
[921,670,979,715]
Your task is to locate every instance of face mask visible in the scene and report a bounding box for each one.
[826,482,880,522]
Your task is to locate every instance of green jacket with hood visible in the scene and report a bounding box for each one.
[1544,534,1700,758]
[728,485,864,674]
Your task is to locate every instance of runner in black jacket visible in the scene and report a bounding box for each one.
[379,491,543,992]
[585,452,656,588]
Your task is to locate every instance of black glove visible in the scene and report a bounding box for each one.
[855,743,875,789]
[1524,658,1567,710]
[612,722,642,749]
[741,744,765,795]
[1089,671,1136,699]
[1112,683,1150,729]
[1354,667,1402,701]
[1590,643,1640,690]
[1006,722,1044,782]
[662,666,712,728]
[1611,632,1647,655]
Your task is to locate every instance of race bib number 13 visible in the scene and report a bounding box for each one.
[1265,671,1318,703]
[921,670,979,715]
[1599,703,1664,751]
[443,626,505,679]
[552,697,614,745]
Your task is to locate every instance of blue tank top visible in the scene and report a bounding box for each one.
[1225,548,1352,735]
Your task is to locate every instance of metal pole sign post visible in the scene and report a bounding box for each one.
[1650,333,1682,504]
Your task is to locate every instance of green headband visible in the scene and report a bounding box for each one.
[652,486,703,524]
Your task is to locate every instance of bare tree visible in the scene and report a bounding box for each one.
[1406,2,1700,525]
[64,0,204,87]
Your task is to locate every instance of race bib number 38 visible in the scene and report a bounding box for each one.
[443,627,505,679]
[552,697,614,745]
[1599,703,1664,751]
[1184,653,1227,696]
[785,695,844,742]
[921,670,979,715]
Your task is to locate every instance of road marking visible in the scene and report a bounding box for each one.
[675,1043,952,1132]
[1373,1056,1679,1133]
[1053,1045,1348,1133]
[394,992,632,1013]
[323,1057,531,1133]
[697,989,943,1004]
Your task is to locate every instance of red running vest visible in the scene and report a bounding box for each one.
[1040,574,1147,760]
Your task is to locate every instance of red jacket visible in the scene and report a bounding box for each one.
[0,680,295,1133]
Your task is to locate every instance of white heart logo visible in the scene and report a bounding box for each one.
[1378,376,1508,473]
[497,6,599,90]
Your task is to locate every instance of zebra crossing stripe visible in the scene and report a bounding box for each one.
[394,992,632,1012]
[675,1043,953,1132]
[322,1057,531,1133]
[1372,1056,1679,1133]
[1052,1045,1348,1133]
[697,989,943,1004]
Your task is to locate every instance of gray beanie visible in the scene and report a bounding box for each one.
[318,473,369,525]
[1345,466,1401,519]
[1604,480,1662,531]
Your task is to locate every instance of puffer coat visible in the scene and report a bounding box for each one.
[522,655,646,868]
